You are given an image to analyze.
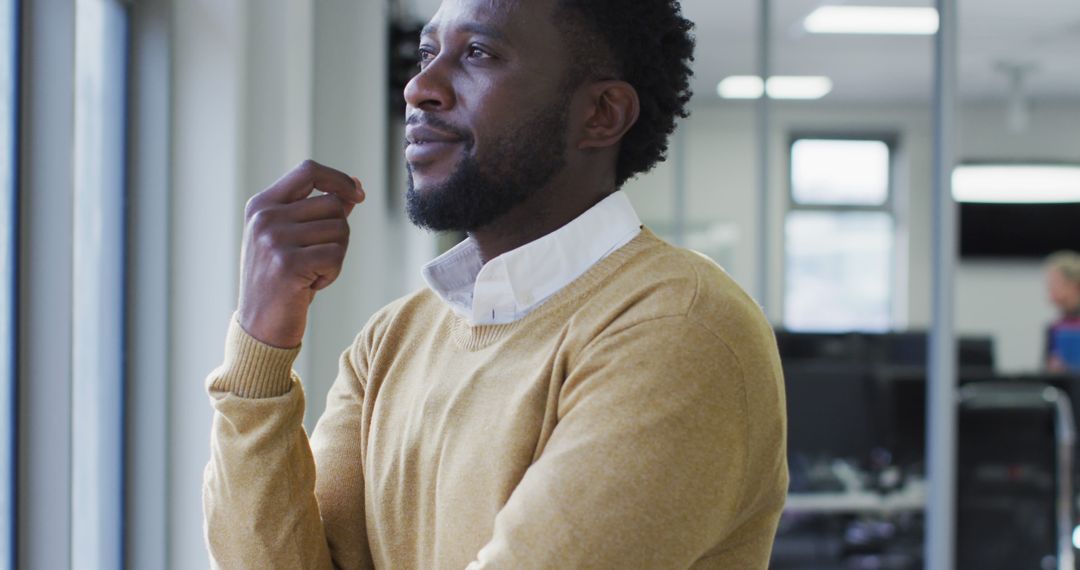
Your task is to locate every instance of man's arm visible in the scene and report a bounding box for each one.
[203,160,372,568]
[467,315,788,569]
[203,319,372,569]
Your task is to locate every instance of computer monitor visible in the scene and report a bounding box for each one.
[784,362,878,465]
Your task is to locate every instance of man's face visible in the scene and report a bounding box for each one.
[403,0,575,232]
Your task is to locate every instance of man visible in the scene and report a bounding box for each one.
[204,0,788,567]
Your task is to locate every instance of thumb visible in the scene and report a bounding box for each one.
[348,177,366,215]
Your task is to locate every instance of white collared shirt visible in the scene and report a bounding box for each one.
[421,191,642,325]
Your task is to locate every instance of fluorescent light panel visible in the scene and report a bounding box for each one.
[717,75,833,100]
[717,75,764,99]
[952,164,1080,204]
[805,6,939,35]
[767,76,834,100]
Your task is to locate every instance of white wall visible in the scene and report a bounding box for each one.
[166,0,428,566]
[169,1,248,568]
[624,100,1080,373]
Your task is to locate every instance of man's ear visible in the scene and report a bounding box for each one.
[577,80,640,150]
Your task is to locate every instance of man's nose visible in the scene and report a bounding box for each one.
[404,57,456,112]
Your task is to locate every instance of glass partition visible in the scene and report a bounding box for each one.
[952,0,1080,567]
[767,0,936,568]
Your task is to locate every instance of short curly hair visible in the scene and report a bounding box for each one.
[553,0,696,187]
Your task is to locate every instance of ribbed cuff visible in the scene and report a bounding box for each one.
[209,315,301,398]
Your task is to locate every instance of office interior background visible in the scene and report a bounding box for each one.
[3,0,1080,568]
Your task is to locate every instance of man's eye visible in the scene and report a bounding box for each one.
[466,45,492,59]
[417,48,437,67]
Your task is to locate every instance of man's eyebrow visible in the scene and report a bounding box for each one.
[420,22,507,42]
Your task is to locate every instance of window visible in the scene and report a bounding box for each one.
[71,0,128,566]
[784,138,895,332]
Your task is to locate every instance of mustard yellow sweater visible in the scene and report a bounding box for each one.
[204,229,788,569]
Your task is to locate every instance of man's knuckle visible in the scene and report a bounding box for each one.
[248,209,266,231]
[275,248,301,270]
[249,208,279,232]
[298,159,318,176]
[253,228,275,251]
[244,196,263,220]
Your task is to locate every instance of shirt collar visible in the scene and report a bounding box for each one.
[421,191,642,325]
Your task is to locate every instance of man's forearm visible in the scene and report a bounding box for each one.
[203,318,335,569]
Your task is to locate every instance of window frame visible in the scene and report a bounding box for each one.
[0,0,18,565]
[125,0,170,565]
[70,1,130,568]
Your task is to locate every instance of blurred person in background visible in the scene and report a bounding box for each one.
[202,0,788,568]
[1045,250,1080,373]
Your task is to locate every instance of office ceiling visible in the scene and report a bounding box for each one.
[405,0,1080,104]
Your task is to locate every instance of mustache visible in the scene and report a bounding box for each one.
[405,113,473,144]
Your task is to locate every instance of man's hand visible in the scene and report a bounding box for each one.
[237,160,366,348]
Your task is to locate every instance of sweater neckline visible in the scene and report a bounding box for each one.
[447,228,660,351]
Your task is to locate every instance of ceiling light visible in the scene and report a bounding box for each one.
[717,76,764,99]
[805,6,939,35]
[952,164,1080,203]
[766,76,833,100]
[717,76,833,100]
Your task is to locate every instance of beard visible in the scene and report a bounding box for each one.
[405,99,570,233]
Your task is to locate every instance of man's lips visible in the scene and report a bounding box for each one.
[406,125,463,145]
[405,125,465,165]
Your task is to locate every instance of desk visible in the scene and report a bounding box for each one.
[785,484,926,515]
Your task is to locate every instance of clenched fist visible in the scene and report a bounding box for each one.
[237,160,366,348]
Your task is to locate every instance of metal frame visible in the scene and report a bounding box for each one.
[672,125,687,247]
[755,0,771,310]
[957,383,1076,570]
[125,0,171,566]
[926,0,958,567]
[18,0,76,566]
[1051,390,1077,569]
[0,0,17,565]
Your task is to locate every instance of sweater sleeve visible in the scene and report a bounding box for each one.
[466,315,788,570]
[203,316,373,570]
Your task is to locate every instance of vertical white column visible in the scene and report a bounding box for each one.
[241,0,315,383]
[71,1,127,567]
[305,0,393,428]
[169,1,249,568]
[926,0,958,567]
